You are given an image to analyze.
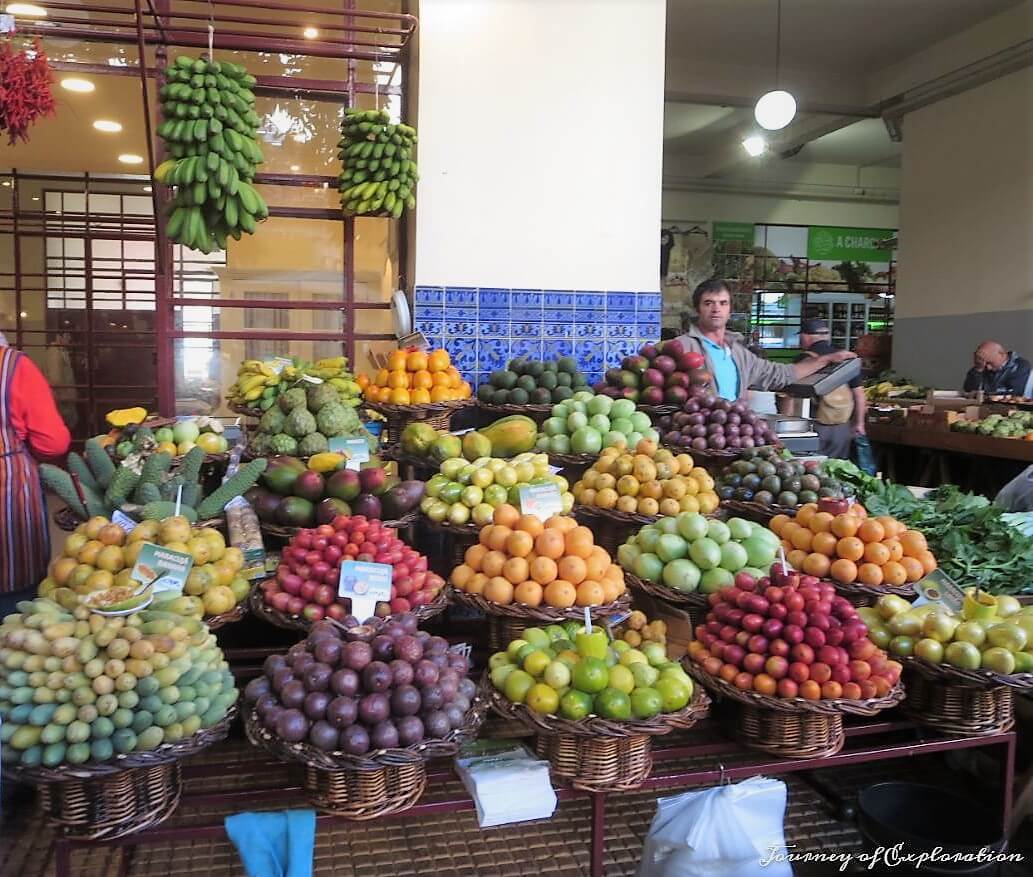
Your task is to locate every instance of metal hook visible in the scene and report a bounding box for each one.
[717,763,729,786]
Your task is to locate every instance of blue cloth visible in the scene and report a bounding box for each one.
[225,809,316,877]
[700,335,739,400]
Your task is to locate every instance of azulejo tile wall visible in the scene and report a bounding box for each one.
[413,287,662,388]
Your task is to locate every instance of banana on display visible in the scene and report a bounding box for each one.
[226,356,362,411]
[154,56,269,253]
[337,107,418,218]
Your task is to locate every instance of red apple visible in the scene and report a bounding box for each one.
[810,663,832,684]
[743,653,766,674]
[791,643,814,665]
[747,635,769,654]
[286,596,305,616]
[314,584,336,606]
[302,604,324,622]
[777,678,799,699]
[269,591,291,612]
[831,664,851,685]
[300,580,318,602]
[788,662,810,683]
[765,656,788,679]
[783,624,804,645]
[742,613,765,634]
[765,586,784,604]
[804,627,826,649]
[768,603,788,621]
[769,638,790,658]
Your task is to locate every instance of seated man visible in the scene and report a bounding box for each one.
[963,340,1033,396]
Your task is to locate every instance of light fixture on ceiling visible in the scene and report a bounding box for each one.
[290,164,300,172]
[142,186,152,192]
[61,77,95,93]
[303,26,318,39]
[754,0,796,131]
[118,154,144,164]
[32,195,39,201]
[1,180,10,187]
[93,119,122,133]
[6,4,48,17]
[742,135,767,157]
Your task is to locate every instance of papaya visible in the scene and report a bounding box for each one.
[105,407,148,428]
[479,415,537,458]
[461,431,492,461]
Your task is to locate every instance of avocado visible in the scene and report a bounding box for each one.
[543,360,558,372]
[492,389,510,404]
[556,371,572,387]
[491,369,518,390]
[508,356,528,375]
[540,371,558,390]
[528,360,544,379]
[552,386,573,402]
[557,356,577,374]
[573,373,588,387]
[477,383,496,402]
[508,388,529,405]
[531,387,552,405]
[517,374,537,393]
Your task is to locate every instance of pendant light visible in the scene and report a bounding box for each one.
[754,0,796,131]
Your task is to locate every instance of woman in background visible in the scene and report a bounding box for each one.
[0,333,71,618]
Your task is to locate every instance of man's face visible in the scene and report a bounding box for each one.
[697,290,731,331]
[975,346,1006,370]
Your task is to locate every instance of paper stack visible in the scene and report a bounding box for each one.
[455,739,557,828]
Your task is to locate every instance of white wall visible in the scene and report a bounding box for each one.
[414,0,666,291]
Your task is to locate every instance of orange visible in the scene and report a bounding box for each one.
[514,580,543,607]
[458,381,473,399]
[356,373,370,389]
[848,503,868,518]
[781,540,793,556]
[564,527,594,558]
[857,563,884,587]
[546,515,578,533]
[802,553,831,578]
[450,564,475,589]
[916,550,937,574]
[377,387,393,403]
[787,549,808,571]
[535,529,566,560]
[428,349,450,372]
[875,516,902,538]
[406,350,428,372]
[389,388,411,405]
[830,558,858,584]
[502,556,529,585]
[505,530,534,558]
[899,556,924,583]
[790,527,813,552]
[479,524,496,547]
[481,550,507,578]
[863,542,890,566]
[575,580,604,607]
[602,564,624,586]
[516,514,544,537]
[387,369,409,389]
[882,538,903,562]
[881,561,907,587]
[831,514,859,539]
[753,674,777,696]
[809,512,834,533]
[544,579,577,609]
[557,555,587,585]
[856,520,886,544]
[410,388,431,404]
[799,680,821,700]
[493,504,520,528]
[769,514,790,536]
[529,556,558,585]
[900,531,928,557]
[429,386,450,403]
[412,369,433,390]
[373,367,390,387]
[431,371,450,387]
[465,543,488,570]
[484,576,514,605]
[387,349,407,371]
[445,366,462,388]
[811,531,838,557]
[487,526,512,552]
[835,536,865,562]
[465,573,487,595]
[781,522,800,543]
[601,578,622,604]
[821,681,843,700]
[584,547,611,581]
[795,504,818,527]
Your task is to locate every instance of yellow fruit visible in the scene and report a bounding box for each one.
[229,576,250,603]
[223,547,244,570]
[184,567,214,597]
[185,537,211,565]
[95,545,125,573]
[84,516,109,540]
[202,585,236,616]
[158,516,192,545]
[50,557,78,586]
[76,540,104,566]
[128,520,161,543]
[97,523,125,546]
[212,559,238,587]
[69,564,95,592]
[63,532,88,559]
[156,441,178,456]
[123,541,145,567]
[84,570,114,592]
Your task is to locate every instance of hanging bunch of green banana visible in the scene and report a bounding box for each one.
[153,55,269,253]
[337,107,418,218]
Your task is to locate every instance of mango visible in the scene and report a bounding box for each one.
[430,434,462,463]
[462,431,492,461]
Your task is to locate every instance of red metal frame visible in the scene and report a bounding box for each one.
[46,719,1019,877]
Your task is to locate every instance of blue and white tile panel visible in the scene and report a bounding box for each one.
[413,287,662,387]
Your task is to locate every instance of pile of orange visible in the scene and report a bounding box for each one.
[770,502,937,587]
[360,348,473,405]
[449,503,626,609]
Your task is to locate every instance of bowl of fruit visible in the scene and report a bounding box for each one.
[536,395,661,467]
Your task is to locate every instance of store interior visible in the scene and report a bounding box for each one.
[1,2,1033,876]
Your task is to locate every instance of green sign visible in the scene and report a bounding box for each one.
[807,226,895,262]
[130,542,194,595]
[713,222,755,248]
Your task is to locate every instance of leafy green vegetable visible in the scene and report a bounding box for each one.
[820,459,922,517]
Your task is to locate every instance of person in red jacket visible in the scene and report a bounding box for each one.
[0,334,71,618]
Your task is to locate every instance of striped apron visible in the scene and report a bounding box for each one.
[0,346,51,594]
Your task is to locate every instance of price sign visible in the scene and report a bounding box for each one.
[111,510,138,534]
[338,560,392,621]
[130,543,194,595]
[329,436,371,469]
[397,331,429,350]
[912,568,965,613]
[518,483,563,520]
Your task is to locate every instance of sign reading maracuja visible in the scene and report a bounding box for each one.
[807,226,895,262]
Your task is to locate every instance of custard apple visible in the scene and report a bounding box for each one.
[267,434,298,455]
[306,383,339,412]
[285,407,317,438]
[315,402,349,437]
[278,387,307,413]
[258,407,285,435]
[297,432,329,457]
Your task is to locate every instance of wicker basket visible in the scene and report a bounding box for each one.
[637,404,681,418]
[719,499,797,525]
[684,661,904,759]
[573,504,659,555]
[476,400,553,425]
[244,696,485,817]
[229,402,264,419]
[377,446,440,479]
[823,577,916,607]
[419,516,482,568]
[900,657,1032,736]
[206,602,248,630]
[364,399,474,446]
[3,710,235,840]
[258,513,418,541]
[623,571,707,628]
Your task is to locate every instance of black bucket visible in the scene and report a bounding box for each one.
[857,782,1008,875]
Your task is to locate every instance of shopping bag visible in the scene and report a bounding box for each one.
[995,465,1033,512]
[852,434,877,476]
[637,776,791,877]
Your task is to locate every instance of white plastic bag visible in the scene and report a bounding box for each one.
[637,777,792,877]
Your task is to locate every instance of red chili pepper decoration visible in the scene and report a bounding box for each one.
[0,38,55,145]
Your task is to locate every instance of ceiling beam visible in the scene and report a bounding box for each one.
[665,90,880,119]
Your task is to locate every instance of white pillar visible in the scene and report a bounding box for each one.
[412,0,666,385]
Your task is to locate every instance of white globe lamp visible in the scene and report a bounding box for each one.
[754,90,797,131]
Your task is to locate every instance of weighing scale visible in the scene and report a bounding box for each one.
[783,357,862,398]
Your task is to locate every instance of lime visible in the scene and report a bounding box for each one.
[522,650,550,678]
[525,683,560,715]
[523,627,550,648]
[594,687,632,720]
[655,677,692,712]
[544,660,571,690]
[503,669,535,704]
[559,689,593,721]
[607,664,635,694]
[571,657,609,694]
[516,643,539,664]
[544,625,567,642]
[489,652,513,670]
[630,662,659,688]
[506,639,529,662]
[619,648,647,667]
[630,687,663,719]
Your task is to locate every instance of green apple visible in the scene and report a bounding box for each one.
[996,595,1021,618]
[641,642,668,667]
[888,635,915,657]
[506,639,530,662]
[630,662,660,688]
[921,612,959,643]
[981,646,1015,674]
[888,613,922,638]
[619,648,647,667]
[913,638,944,664]
[523,628,550,648]
[489,652,513,670]
[877,594,912,621]
[490,664,518,690]
[503,669,535,703]
[1013,651,1033,673]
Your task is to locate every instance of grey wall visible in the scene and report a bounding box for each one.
[892,309,1033,388]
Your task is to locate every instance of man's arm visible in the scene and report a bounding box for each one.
[851,386,867,434]
[791,349,856,380]
[963,367,983,392]
[1007,359,1032,396]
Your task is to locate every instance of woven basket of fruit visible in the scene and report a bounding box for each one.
[449,588,631,623]
[715,451,853,517]
[477,400,554,424]
[364,399,473,446]
[242,618,485,818]
[482,618,708,792]
[205,601,249,631]
[259,513,418,541]
[623,571,708,614]
[719,499,797,525]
